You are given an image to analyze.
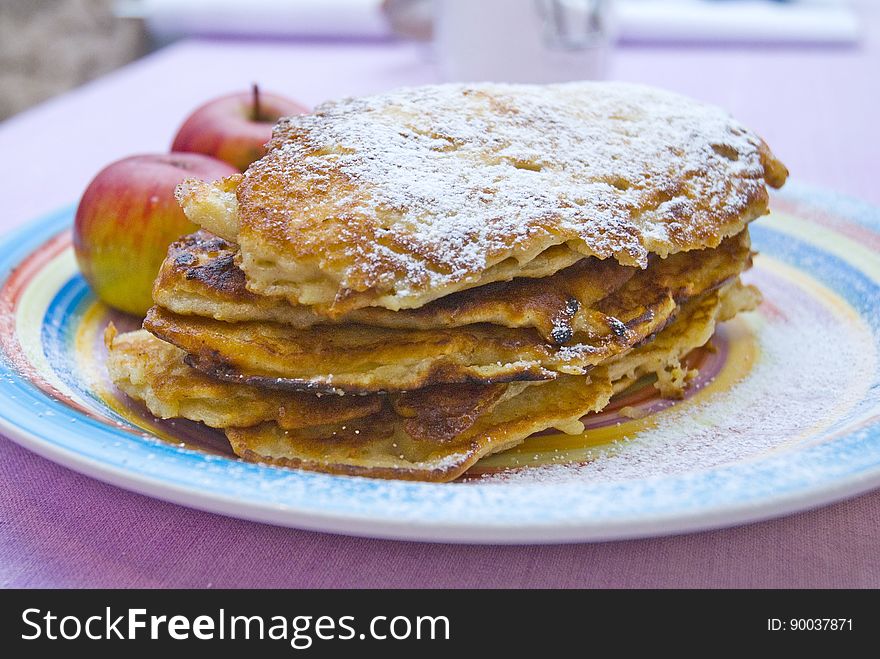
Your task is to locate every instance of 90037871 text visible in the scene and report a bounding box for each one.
[767,619,853,631]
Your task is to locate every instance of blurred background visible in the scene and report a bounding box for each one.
[1,0,875,206]
[0,0,865,120]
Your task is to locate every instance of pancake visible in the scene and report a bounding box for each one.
[105,325,383,430]
[106,325,532,441]
[143,230,754,393]
[153,230,634,344]
[110,281,757,481]
[227,281,757,481]
[177,82,787,316]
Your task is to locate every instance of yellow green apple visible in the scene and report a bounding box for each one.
[73,153,238,316]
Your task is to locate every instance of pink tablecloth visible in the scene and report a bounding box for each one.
[2,10,879,588]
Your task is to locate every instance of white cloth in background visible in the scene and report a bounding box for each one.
[125,0,861,45]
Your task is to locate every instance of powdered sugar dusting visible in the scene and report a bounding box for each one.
[245,82,778,299]
[479,263,878,485]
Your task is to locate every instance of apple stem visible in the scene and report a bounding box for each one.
[252,82,261,122]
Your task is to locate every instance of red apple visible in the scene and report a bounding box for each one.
[171,85,309,171]
[74,153,238,316]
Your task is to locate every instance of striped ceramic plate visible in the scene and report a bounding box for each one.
[0,182,878,543]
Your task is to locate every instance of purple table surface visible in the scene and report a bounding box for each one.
[2,8,880,588]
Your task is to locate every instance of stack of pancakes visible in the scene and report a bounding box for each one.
[106,82,787,481]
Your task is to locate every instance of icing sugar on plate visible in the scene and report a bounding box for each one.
[480,255,878,485]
